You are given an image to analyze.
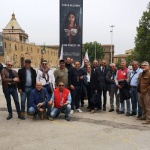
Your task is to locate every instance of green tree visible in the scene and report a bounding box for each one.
[133,2,150,63]
[82,41,104,64]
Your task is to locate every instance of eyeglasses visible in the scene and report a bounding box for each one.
[42,63,47,65]
[59,85,64,87]
[7,64,13,67]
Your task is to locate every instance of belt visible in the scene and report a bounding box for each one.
[130,86,137,88]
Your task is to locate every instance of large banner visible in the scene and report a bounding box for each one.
[0,32,4,56]
[60,0,83,62]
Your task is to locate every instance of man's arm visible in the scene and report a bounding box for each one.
[30,90,38,109]
[66,92,72,104]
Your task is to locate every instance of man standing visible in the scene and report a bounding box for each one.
[28,82,51,119]
[54,59,68,87]
[49,81,71,121]
[138,61,150,124]
[68,61,86,114]
[115,60,131,116]
[95,59,109,111]
[18,59,36,118]
[89,60,98,113]
[106,63,119,112]
[129,61,142,117]
[36,60,55,96]
[1,61,24,120]
[80,59,89,107]
[65,57,73,71]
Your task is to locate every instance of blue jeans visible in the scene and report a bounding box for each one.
[4,87,21,115]
[130,87,142,115]
[121,99,130,113]
[50,104,71,119]
[28,105,51,116]
[20,87,33,112]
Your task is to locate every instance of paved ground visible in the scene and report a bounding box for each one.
[0,85,150,150]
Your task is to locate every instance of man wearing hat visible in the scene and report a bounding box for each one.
[138,61,150,124]
[18,59,36,118]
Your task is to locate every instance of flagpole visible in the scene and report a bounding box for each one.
[95,41,96,60]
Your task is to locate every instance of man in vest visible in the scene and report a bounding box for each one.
[49,81,71,121]
[115,60,131,116]
[138,61,150,124]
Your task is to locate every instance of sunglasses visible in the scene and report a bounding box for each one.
[7,64,13,67]
[42,63,47,65]
[59,85,64,87]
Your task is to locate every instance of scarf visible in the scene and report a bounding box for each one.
[40,67,50,82]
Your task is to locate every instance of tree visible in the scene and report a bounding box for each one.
[133,2,150,63]
[82,41,104,64]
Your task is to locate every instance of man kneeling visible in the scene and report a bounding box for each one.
[49,81,71,121]
[28,82,51,119]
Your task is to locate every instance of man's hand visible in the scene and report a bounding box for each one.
[48,100,53,106]
[18,89,22,94]
[80,76,83,80]
[37,103,43,107]
[13,78,19,82]
[70,85,74,90]
[39,108,44,112]
[117,85,122,89]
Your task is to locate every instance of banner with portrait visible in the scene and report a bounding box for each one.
[60,0,83,62]
[0,32,4,56]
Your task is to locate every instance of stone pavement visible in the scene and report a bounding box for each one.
[0,85,150,150]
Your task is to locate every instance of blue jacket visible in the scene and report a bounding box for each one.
[29,88,50,109]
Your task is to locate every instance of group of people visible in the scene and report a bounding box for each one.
[1,57,150,124]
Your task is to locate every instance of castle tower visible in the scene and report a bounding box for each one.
[2,13,28,42]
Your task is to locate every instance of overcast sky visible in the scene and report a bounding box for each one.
[0,0,149,54]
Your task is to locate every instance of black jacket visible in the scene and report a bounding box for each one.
[18,67,36,92]
[95,66,109,90]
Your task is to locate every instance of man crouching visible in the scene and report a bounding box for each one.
[28,82,51,119]
[49,81,71,121]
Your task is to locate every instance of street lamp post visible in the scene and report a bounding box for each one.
[110,25,115,63]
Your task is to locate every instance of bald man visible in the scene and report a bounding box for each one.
[28,82,51,119]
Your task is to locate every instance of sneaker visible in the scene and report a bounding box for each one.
[70,110,74,114]
[90,110,95,114]
[126,113,130,117]
[48,116,54,121]
[65,116,70,121]
[116,109,119,113]
[130,112,136,116]
[77,109,82,113]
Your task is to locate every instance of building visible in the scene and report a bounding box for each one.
[1,13,58,68]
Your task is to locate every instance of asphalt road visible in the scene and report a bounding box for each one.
[0,85,150,150]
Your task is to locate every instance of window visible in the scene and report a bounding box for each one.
[15,45,17,50]
[21,45,23,51]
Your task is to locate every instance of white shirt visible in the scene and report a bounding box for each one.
[87,72,91,82]
[36,69,55,88]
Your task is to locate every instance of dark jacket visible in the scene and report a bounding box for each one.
[90,67,97,90]
[68,67,86,86]
[106,69,117,88]
[18,67,36,92]
[95,66,109,90]
[65,63,73,71]
[1,68,18,91]
[29,88,50,109]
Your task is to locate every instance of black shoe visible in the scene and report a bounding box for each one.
[7,113,12,120]
[130,112,136,116]
[65,116,70,121]
[117,111,124,114]
[116,109,119,113]
[137,114,142,118]
[18,114,25,120]
[109,109,114,112]
[103,106,106,111]
[126,113,130,117]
